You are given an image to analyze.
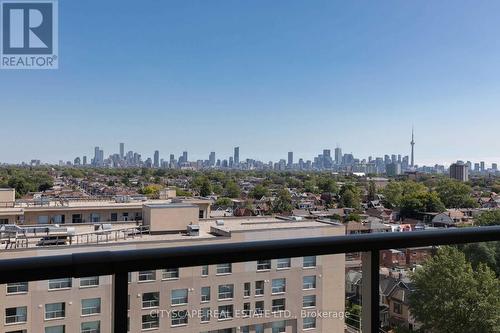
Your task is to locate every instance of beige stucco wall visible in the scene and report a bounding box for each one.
[143,205,199,233]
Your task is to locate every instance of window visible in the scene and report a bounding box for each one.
[272,278,286,294]
[5,306,27,324]
[201,286,210,302]
[38,215,49,224]
[272,299,286,312]
[171,310,188,326]
[138,270,156,282]
[241,326,250,333]
[394,302,403,315]
[81,298,101,316]
[216,263,231,274]
[45,302,65,319]
[81,321,100,333]
[110,213,118,221]
[218,305,233,320]
[244,282,251,297]
[171,289,188,305]
[162,268,179,280]
[142,292,159,308]
[255,301,264,314]
[272,320,286,333]
[303,276,316,290]
[0,218,9,224]
[128,272,132,283]
[243,302,250,317]
[48,278,72,290]
[9,330,28,333]
[80,277,99,288]
[201,265,209,276]
[303,317,316,329]
[7,282,28,294]
[255,324,264,333]
[303,295,316,308]
[142,314,159,330]
[277,258,291,269]
[257,260,271,271]
[72,214,82,223]
[200,307,210,323]
[45,326,65,333]
[122,212,129,221]
[303,256,316,268]
[255,280,264,296]
[52,215,65,224]
[90,213,100,222]
[218,284,234,300]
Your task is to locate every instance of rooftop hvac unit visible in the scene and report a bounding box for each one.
[187,224,200,236]
[94,224,113,231]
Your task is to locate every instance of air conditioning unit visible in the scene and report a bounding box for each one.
[187,224,200,236]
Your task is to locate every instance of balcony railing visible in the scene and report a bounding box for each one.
[0,226,499,333]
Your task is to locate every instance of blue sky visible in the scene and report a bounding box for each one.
[1,0,500,165]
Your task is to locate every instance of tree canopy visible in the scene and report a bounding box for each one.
[409,247,500,333]
[272,188,293,213]
[435,179,477,208]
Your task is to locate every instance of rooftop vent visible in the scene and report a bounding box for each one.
[187,224,200,236]
[216,220,225,226]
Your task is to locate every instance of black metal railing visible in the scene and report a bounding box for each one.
[0,226,499,333]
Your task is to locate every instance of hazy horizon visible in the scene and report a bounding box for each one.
[1,0,500,165]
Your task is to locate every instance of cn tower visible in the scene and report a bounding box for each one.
[410,127,415,168]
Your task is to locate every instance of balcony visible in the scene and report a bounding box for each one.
[0,226,498,333]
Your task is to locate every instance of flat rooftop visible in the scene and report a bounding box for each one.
[1,197,212,211]
[0,217,344,258]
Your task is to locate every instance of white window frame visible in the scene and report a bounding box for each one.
[271,278,286,294]
[142,292,160,309]
[81,298,101,316]
[5,306,27,324]
[80,277,99,288]
[171,289,188,306]
[256,260,271,271]
[162,268,179,280]
[218,284,234,300]
[45,302,65,320]
[7,282,28,294]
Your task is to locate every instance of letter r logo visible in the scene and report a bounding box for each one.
[2,1,53,54]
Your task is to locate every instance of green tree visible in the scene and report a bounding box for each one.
[140,184,162,198]
[400,192,445,218]
[462,242,499,276]
[346,213,361,222]
[175,187,192,197]
[475,210,500,226]
[409,247,500,333]
[339,184,361,209]
[317,177,338,194]
[215,197,232,208]
[303,180,317,193]
[382,181,427,208]
[249,184,269,199]
[199,177,212,197]
[272,188,293,213]
[367,180,376,201]
[435,179,477,208]
[224,181,241,198]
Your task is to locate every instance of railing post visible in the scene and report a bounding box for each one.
[361,250,380,333]
[113,272,128,333]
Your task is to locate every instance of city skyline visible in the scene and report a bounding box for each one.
[1,1,500,164]
[19,135,500,173]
